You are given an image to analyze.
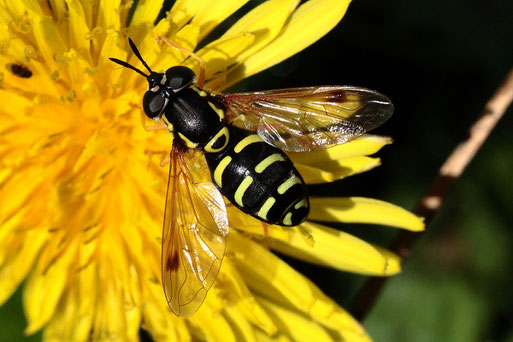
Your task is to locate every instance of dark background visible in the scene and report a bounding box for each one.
[2,0,512,341]
[270,1,513,341]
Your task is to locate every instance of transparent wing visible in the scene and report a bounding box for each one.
[218,86,393,152]
[161,145,228,317]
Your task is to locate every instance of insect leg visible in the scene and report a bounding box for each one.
[155,36,206,88]
[262,222,269,238]
[144,150,171,167]
[140,110,168,131]
[160,155,171,167]
[144,123,168,131]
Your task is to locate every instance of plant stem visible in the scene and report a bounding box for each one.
[351,67,513,321]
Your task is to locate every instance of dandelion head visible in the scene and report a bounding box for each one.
[0,0,423,341]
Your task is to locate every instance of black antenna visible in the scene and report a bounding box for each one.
[128,38,153,74]
[109,57,148,77]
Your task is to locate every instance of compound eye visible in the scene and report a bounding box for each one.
[143,91,167,119]
[165,66,196,92]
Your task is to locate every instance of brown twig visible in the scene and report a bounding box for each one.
[351,67,513,321]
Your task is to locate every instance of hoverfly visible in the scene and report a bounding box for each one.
[110,37,393,317]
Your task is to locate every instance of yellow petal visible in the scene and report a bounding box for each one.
[88,235,142,341]
[5,0,42,20]
[0,175,55,232]
[65,0,91,62]
[167,0,205,29]
[229,232,315,310]
[24,240,79,334]
[43,266,96,342]
[62,49,95,98]
[223,0,299,50]
[0,230,48,306]
[192,0,249,40]
[97,0,122,31]
[268,221,401,275]
[130,0,165,28]
[295,156,382,184]
[258,296,335,342]
[47,0,67,22]
[98,29,127,95]
[224,0,351,88]
[227,206,291,241]
[128,1,166,50]
[289,135,392,165]
[229,209,400,275]
[224,306,258,342]
[80,0,93,27]
[189,305,237,342]
[228,232,368,338]
[0,34,25,61]
[193,32,256,79]
[0,89,32,119]
[309,197,425,231]
[140,280,191,341]
[215,260,277,335]
[255,330,292,342]
[30,14,67,71]
[151,24,200,72]
[208,0,300,88]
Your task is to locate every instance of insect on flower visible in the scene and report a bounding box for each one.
[109,37,394,317]
[7,63,32,78]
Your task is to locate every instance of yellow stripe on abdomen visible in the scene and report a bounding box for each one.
[277,175,302,195]
[234,176,253,207]
[282,212,293,226]
[234,134,263,153]
[294,199,308,209]
[255,153,286,173]
[213,156,232,187]
[257,197,276,221]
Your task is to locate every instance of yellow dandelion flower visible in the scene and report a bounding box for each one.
[0,0,424,341]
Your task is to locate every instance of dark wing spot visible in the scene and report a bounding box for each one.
[326,89,347,103]
[7,63,32,78]
[166,251,180,271]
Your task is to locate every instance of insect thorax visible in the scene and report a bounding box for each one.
[164,87,228,152]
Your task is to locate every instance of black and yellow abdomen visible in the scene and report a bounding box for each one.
[205,126,309,226]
